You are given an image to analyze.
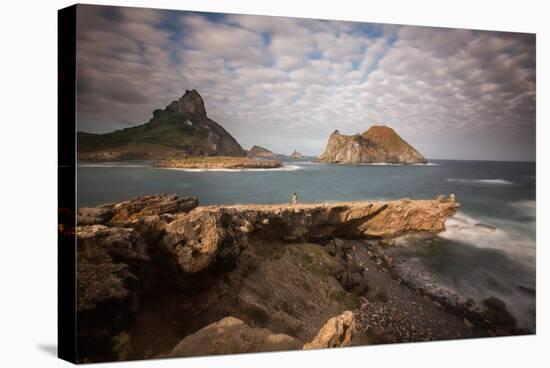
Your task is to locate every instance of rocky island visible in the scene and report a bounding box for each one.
[318,125,427,164]
[77,90,246,161]
[248,145,277,158]
[290,149,303,159]
[154,156,282,170]
[69,193,525,363]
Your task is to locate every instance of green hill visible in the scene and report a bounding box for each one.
[78,90,246,161]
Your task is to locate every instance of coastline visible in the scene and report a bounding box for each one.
[70,193,532,362]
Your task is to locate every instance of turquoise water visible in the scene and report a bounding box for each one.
[77,159,536,330]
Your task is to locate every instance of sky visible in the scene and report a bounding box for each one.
[76,5,535,161]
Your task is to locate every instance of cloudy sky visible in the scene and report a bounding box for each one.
[76,4,535,161]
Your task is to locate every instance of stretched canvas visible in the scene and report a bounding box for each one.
[58,4,536,363]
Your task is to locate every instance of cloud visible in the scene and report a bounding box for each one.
[76,5,535,160]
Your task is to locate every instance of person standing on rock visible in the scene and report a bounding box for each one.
[291,192,298,206]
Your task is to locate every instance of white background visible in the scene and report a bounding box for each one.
[0,0,547,366]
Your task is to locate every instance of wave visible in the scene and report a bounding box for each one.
[291,161,439,166]
[446,178,515,185]
[159,164,304,172]
[509,200,536,219]
[395,211,536,330]
[439,212,535,260]
[357,162,439,166]
[396,212,535,261]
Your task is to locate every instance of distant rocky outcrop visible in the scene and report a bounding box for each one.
[78,90,246,161]
[290,149,302,159]
[248,145,276,158]
[318,126,427,164]
[155,156,282,169]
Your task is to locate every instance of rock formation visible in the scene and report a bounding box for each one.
[318,125,427,164]
[167,311,356,358]
[248,145,276,158]
[303,311,355,349]
[78,195,458,277]
[167,317,302,358]
[75,194,458,362]
[77,90,246,161]
[290,149,303,159]
[77,194,198,226]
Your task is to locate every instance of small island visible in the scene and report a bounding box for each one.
[318,125,427,164]
[248,145,276,158]
[155,156,283,169]
[290,149,303,159]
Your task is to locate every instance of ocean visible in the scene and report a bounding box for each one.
[77,158,536,330]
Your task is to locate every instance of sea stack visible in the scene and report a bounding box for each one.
[318,125,427,164]
[290,150,303,159]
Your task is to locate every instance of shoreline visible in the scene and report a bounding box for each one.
[71,194,531,362]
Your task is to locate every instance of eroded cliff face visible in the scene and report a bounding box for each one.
[318,126,427,164]
[74,194,458,361]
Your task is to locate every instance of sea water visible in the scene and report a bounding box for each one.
[78,159,536,330]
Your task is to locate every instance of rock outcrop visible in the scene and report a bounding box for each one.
[167,311,356,357]
[318,126,427,164]
[79,195,458,277]
[77,90,246,161]
[303,311,355,349]
[75,194,458,362]
[248,145,276,158]
[167,317,302,358]
[290,149,303,159]
[78,194,198,226]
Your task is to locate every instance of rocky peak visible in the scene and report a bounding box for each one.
[361,125,400,145]
[166,89,207,117]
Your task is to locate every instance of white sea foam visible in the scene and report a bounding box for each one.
[357,162,438,166]
[413,162,439,166]
[509,200,536,218]
[438,212,535,261]
[159,164,303,172]
[446,178,515,185]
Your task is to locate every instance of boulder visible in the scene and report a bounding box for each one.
[482,296,517,333]
[303,311,355,349]
[167,317,302,358]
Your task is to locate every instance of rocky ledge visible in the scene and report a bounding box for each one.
[74,194,458,362]
[154,156,282,169]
